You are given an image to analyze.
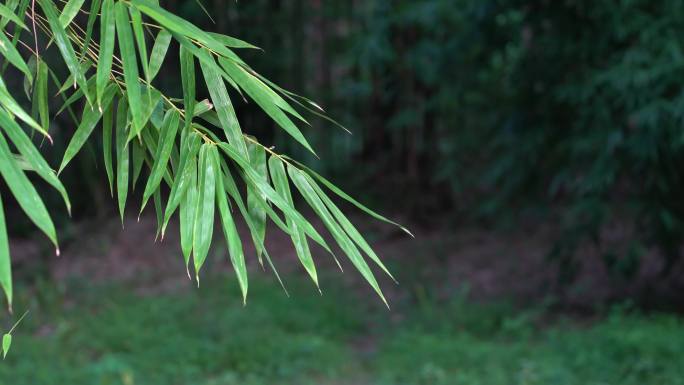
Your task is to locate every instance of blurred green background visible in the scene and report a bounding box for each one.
[3,0,684,383]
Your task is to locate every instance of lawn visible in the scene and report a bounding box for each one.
[0,274,682,385]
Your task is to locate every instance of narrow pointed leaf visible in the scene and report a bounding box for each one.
[0,109,70,213]
[0,33,32,84]
[221,59,315,155]
[115,2,144,136]
[199,58,248,158]
[192,145,216,279]
[211,147,247,302]
[39,0,93,105]
[116,102,130,222]
[0,194,11,309]
[0,132,58,250]
[0,3,27,30]
[97,0,116,108]
[102,102,114,195]
[246,142,267,261]
[129,6,150,86]
[36,60,49,132]
[59,0,86,27]
[59,85,117,173]
[149,29,172,81]
[141,110,179,212]
[179,160,197,271]
[2,334,10,359]
[269,156,318,286]
[288,165,387,306]
[179,45,195,133]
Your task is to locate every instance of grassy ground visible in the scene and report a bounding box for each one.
[0,273,682,385]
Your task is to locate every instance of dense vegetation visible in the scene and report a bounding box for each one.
[159,0,684,285]
[2,275,682,385]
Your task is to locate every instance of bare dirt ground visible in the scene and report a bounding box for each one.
[10,211,684,311]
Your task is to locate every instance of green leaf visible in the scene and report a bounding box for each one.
[102,102,114,195]
[268,156,318,287]
[0,3,27,30]
[287,165,388,307]
[0,78,49,140]
[2,333,11,359]
[0,194,12,309]
[116,101,130,223]
[211,146,248,303]
[179,159,198,275]
[199,57,248,158]
[0,108,70,213]
[306,172,395,282]
[0,131,58,252]
[115,2,144,137]
[289,158,413,237]
[246,142,267,262]
[58,84,117,173]
[77,0,102,63]
[129,6,150,87]
[179,45,195,133]
[130,0,242,62]
[207,32,260,50]
[161,132,200,238]
[58,0,86,27]
[192,145,216,282]
[131,139,145,190]
[0,32,33,86]
[97,0,116,109]
[220,59,315,155]
[141,109,180,212]
[149,29,172,81]
[39,0,93,106]
[35,60,49,132]
[217,142,332,256]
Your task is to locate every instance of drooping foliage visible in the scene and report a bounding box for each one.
[0,0,409,311]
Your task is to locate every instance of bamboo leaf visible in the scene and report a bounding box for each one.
[0,108,70,213]
[78,0,101,62]
[0,78,49,140]
[0,194,11,309]
[97,0,116,109]
[246,142,267,262]
[287,165,388,307]
[0,3,27,30]
[102,101,114,195]
[289,157,413,237]
[306,172,395,281]
[179,45,195,133]
[2,334,10,359]
[0,32,33,85]
[179,160,197,274]
[149,29,172,81]
[129,6,150,87]
[211,146,248,302]
[268,156,318,286]
[58,84,117,173]
[217,142,331,255]
[199,57,248,158]
[58,0,86,27]
[220,59,315,155]
[116,101,130,223]
[36,60,49,132]
[131,138,145,190]
[115,2,144,136]
[39,0,93,105]
[161,132,200,238]
[0,131,58,251]
[141,109,179,212]
[192,144,216,282]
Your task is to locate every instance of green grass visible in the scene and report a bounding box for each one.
[1,275,683,385]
